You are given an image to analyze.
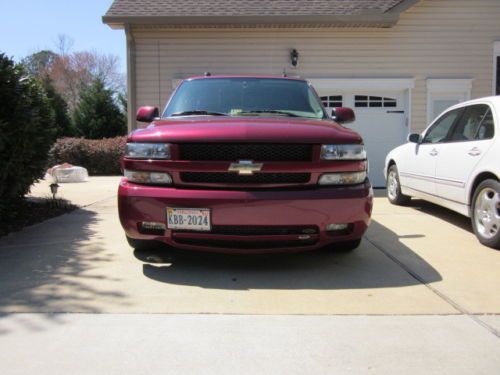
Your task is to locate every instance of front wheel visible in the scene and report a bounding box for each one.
[386,164,411,205]
[471,179,500,249]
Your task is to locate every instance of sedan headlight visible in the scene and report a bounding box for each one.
[321,144,366,160]
[125,143,171,159]
[124,170,172,185]
[319,172,367,185]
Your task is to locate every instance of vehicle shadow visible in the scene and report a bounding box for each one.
[0,207,127,335]
[137,218,442,291]
[406,199,473,233]
[375,188,472,233]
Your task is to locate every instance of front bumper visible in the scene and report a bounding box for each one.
[118,179,373,253]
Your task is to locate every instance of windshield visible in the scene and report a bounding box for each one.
[163,78,327,120]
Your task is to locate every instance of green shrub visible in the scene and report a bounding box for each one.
[49,136,126,175]
[42,78,77,138]
[73,78,127,139]
[0,53,56,200]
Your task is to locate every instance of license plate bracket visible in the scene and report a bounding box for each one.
[166,207,211,231]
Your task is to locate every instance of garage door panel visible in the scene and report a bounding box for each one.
[320,91,408,187]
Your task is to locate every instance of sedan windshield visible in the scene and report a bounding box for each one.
[163,78,327,120]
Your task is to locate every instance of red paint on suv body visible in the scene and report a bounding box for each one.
[119,76,373,253]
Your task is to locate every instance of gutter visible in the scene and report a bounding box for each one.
[125,24,136,132]
[103,14,400,29]
[386,0,422,14]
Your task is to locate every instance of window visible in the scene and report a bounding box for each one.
[426,79,472,124]
[320,95,343,108]
[449,105,494,142]
[422,108,461,144]
[164,78,327,119]
[476,110,495,140]
[354,95,397,108]
[384,98,397,107]
[431,100,459,120]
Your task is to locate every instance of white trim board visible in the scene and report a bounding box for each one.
[494,41,500,55]
[494,41,500,95]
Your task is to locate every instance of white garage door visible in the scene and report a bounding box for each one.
[320,91,408,187]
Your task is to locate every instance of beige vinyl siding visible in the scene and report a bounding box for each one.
[131,0,500,132]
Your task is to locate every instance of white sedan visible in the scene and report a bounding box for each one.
[384,96,499,249]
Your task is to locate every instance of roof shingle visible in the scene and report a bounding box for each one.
[103,0,419,28]
[105,0,407,17]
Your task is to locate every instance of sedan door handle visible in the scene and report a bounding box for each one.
[429,148,438,156]
[468,147,481,157]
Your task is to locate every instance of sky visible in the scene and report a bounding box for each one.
[0,0,126,72]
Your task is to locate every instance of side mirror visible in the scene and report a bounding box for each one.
[331,107,355,124]
[136,106,159,123]
[407,133,421,143]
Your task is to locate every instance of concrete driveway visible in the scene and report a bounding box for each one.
[0,177,499,374]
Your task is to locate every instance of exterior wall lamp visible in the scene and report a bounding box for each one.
[290,49,299,67]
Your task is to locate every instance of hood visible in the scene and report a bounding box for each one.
[128,117,363,144]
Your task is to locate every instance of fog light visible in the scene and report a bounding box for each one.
[318,171,366,185]
[125,170,172,185]
[326,223,349,231]
[141,222,166,231]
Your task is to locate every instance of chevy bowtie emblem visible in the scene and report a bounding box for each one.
[228,160,263,175]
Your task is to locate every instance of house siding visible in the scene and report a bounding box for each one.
[131,0,500,132]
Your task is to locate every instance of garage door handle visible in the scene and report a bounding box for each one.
[468,147,481,156]
[386,110,405,114]
[429,149,438,156]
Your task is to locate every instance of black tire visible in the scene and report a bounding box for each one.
[126,235,162,251]
[386,164,411,205]
[471,179,500,249]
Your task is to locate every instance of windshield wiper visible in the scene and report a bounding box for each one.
[237,110,301,117]
[170,110,227,117]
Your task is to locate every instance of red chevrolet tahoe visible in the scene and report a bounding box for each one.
[118,76,373,254]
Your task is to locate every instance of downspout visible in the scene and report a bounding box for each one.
[125,24,137,132]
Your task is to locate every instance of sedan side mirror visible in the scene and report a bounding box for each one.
[331,107,355,124]
[136,106,160,123]
[407,133,421,143]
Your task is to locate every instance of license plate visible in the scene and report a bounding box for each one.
[166,207,211,231]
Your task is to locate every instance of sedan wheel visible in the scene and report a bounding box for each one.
[472,179,500,249]
[386,165,410,205]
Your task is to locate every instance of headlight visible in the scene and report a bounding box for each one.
[125,143,171,159]
[124,170,172,185]
[318,172,367,185]
[320,144,366,160]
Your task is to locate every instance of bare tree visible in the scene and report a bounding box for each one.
[55,34,74,57]
[24,35,125,110]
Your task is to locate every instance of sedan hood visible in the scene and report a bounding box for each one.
[129,117,363,144]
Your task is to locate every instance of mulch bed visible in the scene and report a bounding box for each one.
[0,197,78,238]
